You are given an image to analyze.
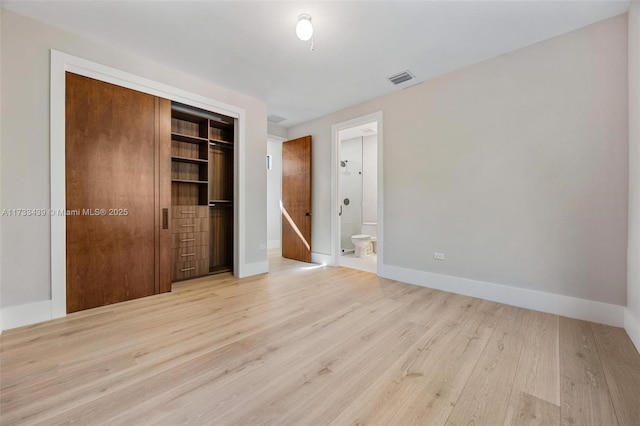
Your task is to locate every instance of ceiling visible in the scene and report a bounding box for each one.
[2,1,630,128]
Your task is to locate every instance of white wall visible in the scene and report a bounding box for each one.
[0,10,268,311]
[0,5,3,332]
[266,139,282,249]
[362,134,378,225]
[626,1,640,352]
[289,15,629,308]
[266,123,287,251]
[268,122,288,140]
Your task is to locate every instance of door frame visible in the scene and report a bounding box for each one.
[330,111,384,273]
[50,50,247,318]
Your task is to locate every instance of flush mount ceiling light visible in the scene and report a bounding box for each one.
[296,13,313,41]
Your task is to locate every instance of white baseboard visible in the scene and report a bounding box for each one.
[625,308,640,354]
[237,260,269,278]
[3,264,630,337]
[267,240,280,249]
[311,252,334,266]
[1,300,53,331]
[379,264,624,327]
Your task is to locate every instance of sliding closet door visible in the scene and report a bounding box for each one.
[65,73,170,313]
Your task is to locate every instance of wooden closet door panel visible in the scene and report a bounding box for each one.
[66,73,158,313]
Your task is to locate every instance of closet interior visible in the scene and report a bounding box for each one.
[170,103,235,281]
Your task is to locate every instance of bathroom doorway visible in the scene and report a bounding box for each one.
[331,112,383,274]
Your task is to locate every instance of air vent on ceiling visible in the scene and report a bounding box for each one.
[267,114,286,124]
[387,70,415,85]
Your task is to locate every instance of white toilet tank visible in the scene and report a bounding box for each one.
[361,224,377,238]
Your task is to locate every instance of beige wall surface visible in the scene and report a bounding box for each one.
[0,5,3,325]
[266,139,283,247]
[289,15,629,305]
[267,122,288,140]
[0,10,267,308]
[627,1,640,346]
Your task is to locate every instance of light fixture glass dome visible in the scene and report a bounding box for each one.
[296,14,313,41]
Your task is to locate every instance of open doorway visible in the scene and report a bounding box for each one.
[332,112,383,274]
[266,134,313,267]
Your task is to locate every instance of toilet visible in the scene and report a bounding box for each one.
[351,234,372,257]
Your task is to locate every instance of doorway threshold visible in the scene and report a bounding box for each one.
[340,253,377,274]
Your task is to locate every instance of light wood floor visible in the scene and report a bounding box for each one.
[1,255,639,426]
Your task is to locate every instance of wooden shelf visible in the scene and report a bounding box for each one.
[172,109,209,123]
[172,132,208,144]
[172,156,208,164]
[171,179,208,184]
[210,118,233,128]
[209,200,232,203]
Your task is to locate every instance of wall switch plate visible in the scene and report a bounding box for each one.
[433,252,445,261]
[259,244,266,250]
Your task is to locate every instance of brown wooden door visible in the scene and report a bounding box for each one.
[281,135,312,262]
[65,73,171,313]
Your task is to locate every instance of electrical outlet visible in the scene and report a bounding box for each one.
[433,252,445,261]
[259,244,266,250]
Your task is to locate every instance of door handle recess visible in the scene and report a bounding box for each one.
[305,212,312,216]
[162,208,168,229]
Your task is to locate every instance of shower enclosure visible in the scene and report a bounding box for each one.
[339,135,377,253]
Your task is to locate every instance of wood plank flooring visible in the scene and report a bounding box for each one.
[1,254,639,425]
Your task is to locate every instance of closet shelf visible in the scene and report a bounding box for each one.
[171,132,208,144]
[171,179,208,184]
[171,156,208,164]
[210,118,233,128]
[209,139,233,147]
